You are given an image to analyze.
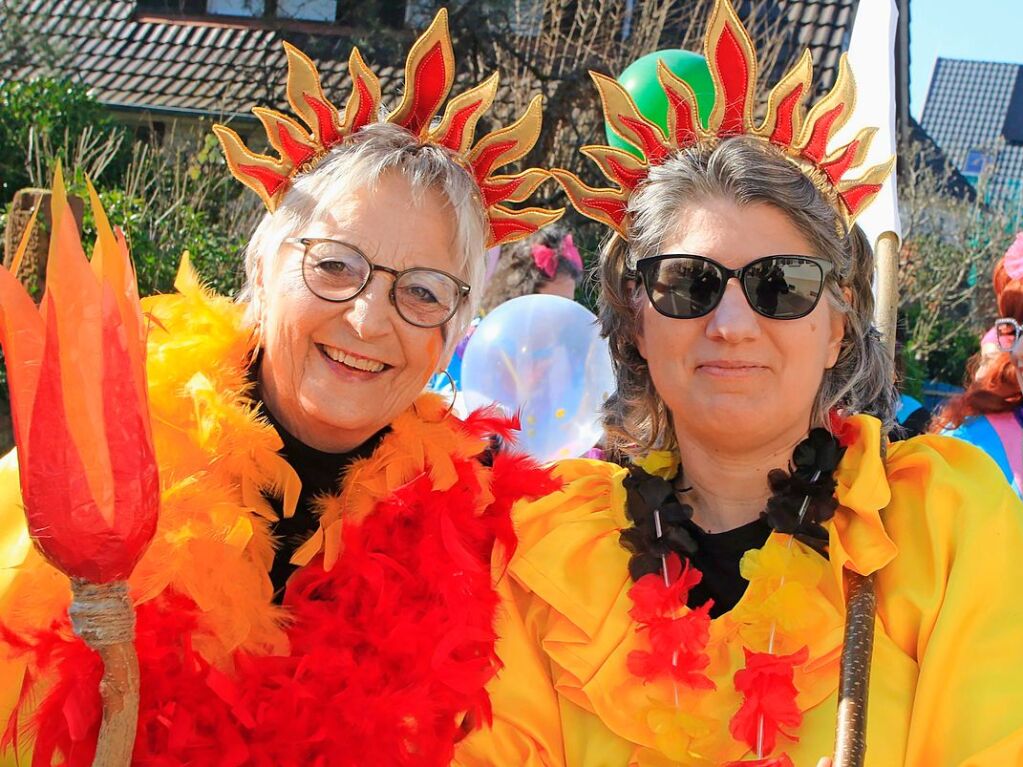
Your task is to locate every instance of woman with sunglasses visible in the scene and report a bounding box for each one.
[0,12,562,766]
[933,234,1023,495]
[455,3,1023,765]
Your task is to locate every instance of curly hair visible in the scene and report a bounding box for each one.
[932,252,1023,430]
[479,223,582,314]
[598,137,897,459]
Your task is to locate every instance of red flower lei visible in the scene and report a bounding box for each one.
[627,554,715,690]
[625,554,808,762]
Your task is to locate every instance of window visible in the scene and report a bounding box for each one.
[206,0,265,16]
[278,0,338,22]
[205,0,338,22]
[405,0,541,36]
[963,148,991,176]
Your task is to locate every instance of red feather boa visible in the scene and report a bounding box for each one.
[3,424,556,766]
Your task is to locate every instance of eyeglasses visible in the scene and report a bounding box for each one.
[635,254,834,320]
[288,238,471,328]
[995,317,1023,352]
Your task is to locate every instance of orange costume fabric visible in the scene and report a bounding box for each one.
[453,418,1023,766]
[0,260,555,766]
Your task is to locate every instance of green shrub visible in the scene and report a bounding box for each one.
[0,78,129,195]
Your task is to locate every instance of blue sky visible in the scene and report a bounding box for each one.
[911,0,1022,118]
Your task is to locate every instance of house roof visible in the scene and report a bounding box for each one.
[7,0,867,122]
[921,57,1023,204]
[6,0,400,120]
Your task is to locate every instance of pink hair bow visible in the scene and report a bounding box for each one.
[1004,232,1023,281]
[531,234,583,279]
[531,243,558,278]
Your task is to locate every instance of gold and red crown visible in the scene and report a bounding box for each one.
[552,0,896,237]
[213,9,562,247]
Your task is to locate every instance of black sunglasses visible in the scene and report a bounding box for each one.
[635,254,835,320]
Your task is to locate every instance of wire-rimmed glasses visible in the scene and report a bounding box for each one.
[288,237,470,328]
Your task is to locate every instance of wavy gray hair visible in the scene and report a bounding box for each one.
[599,136,897,458]
[239,122,489,358]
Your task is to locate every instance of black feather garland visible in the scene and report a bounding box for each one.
[620,428,845,582]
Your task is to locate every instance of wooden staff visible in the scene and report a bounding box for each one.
[69,580,139,767]
[832,230,900,767]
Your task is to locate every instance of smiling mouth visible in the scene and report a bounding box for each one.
[696,362,768,375]
[317,344,390,373]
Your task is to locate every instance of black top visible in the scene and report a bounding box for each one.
[681,515,773,618]
[261,404,386,601]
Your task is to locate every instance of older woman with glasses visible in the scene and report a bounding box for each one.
[0,12,561,766]
[933,234,1023,495]
[455,3,1023,765]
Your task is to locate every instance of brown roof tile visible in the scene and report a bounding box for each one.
[8,0,861,119]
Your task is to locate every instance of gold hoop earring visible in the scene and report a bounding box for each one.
[415,369,459,422]
[435,368,458,420]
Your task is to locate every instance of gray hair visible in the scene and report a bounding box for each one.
[239,122,489,358]
[599,136,897,458]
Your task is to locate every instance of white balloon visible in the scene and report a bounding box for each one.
[461,295,614,463]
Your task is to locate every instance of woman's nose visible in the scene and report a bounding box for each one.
[343,273,394,338]
[705,279,760,342]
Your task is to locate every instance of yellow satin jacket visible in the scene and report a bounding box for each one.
[454,416,1023,766]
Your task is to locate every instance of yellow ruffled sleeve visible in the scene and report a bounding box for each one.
[453,458,632,767]
[0,448,35,767]
[882,433,1023,766]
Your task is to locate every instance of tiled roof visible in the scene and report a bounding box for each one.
[6,0,400,120]
[772,0,857,96]
[921,58,1023,206]
[6,0,864,121]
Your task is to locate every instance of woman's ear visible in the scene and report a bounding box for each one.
[629,278,648,360]
[825,288,852,369]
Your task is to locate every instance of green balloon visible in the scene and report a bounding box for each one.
[606,49,715,159]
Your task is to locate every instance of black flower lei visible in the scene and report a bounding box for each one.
[620,427,846,583]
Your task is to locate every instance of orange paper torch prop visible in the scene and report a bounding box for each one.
[0,169,158,767]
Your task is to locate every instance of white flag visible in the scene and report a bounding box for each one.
[829,0,902,245]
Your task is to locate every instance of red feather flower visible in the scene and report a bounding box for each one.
[729,646,809,756]
[627,555,715,690]
[627,554,703,624]
[724,756,796,767]
[828,409,859,448]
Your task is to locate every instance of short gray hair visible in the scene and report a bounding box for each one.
[239,122,489,356]
[599,136,897,458]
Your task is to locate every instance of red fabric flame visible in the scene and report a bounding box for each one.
[0,178,158,584]
[769,85,805,147]
[714,22,751,136]
[403,41,448,135]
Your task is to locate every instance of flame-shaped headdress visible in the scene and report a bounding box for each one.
[213,9,561,247]
[553,0,896,237]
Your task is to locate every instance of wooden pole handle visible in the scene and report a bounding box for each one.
[833,571,878,767]
[70,579,139,767]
